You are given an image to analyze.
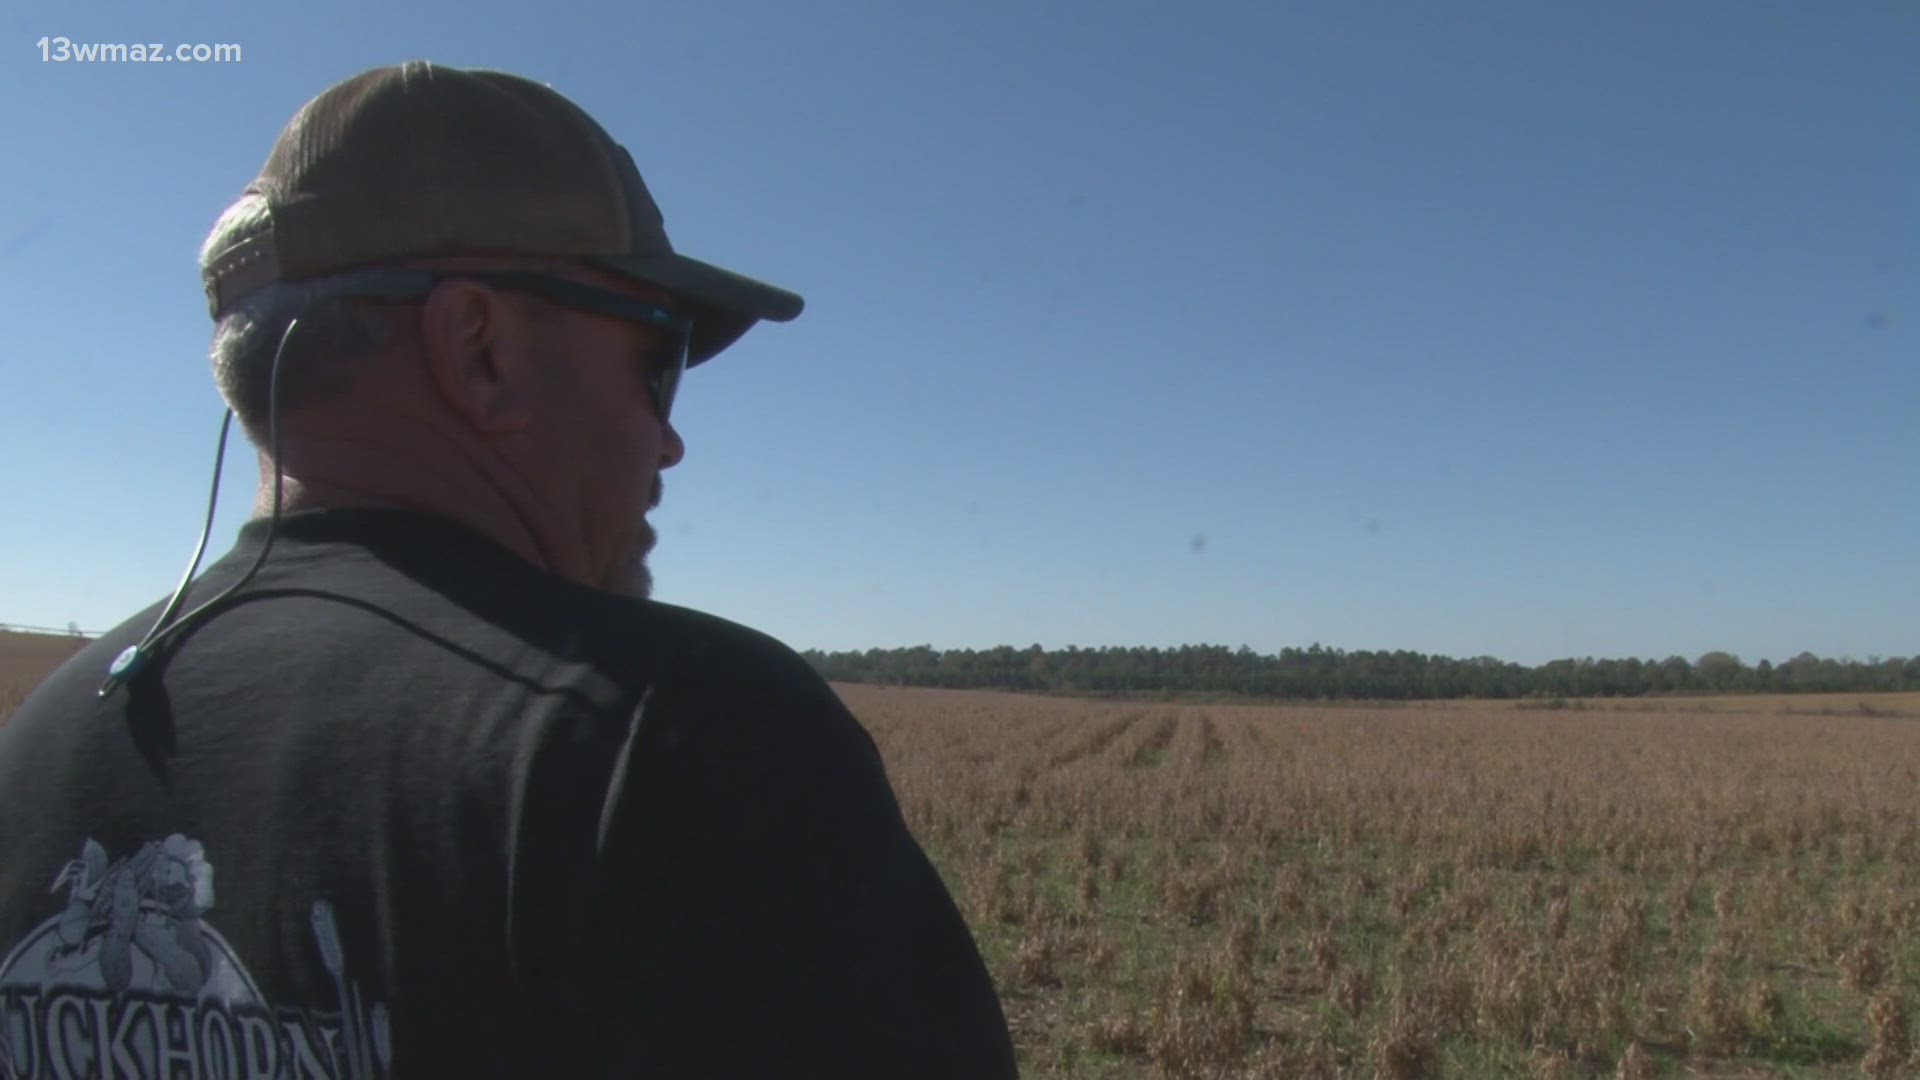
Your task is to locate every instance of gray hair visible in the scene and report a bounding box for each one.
[200,195,407,442]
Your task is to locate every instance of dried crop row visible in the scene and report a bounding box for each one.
[846,686,1920,1079]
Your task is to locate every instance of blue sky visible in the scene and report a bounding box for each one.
[1,0,1913,667]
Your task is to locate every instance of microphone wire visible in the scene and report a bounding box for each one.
[99,312,299,697]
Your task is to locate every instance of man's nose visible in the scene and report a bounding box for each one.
[659,419,686,470]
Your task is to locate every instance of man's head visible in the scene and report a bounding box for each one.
[197,62,802,599]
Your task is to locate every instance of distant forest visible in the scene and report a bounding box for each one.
[800,644,1920,700]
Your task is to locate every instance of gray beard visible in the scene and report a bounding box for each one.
[617,523,655,599]
[615,480,664,600]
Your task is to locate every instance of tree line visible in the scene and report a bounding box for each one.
[798,644,1920,700]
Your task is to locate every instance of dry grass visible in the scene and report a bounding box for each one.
[837,682,1920,1078]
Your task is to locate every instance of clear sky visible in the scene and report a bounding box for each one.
[1,0,1913,667]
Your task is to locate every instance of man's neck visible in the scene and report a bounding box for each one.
[258,467,593,590]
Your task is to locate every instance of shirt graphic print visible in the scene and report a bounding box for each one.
[0,835,389,1080]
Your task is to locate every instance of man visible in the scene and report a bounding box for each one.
[0,62,1017,1079]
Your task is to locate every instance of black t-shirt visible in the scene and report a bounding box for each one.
[0,507,1017,1079]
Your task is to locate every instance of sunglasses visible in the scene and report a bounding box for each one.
[309,267,692,423]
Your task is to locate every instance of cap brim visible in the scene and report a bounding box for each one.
[588,252,803,367]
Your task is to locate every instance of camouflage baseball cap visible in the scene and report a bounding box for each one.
[200,60,803,366]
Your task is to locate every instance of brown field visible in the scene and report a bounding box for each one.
[1435,691,1920,718]
[5,636,1917,1077]
[0,630,90,721]
[840,683,1920,1079]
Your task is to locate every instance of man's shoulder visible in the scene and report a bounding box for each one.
[621,600,834,704]
[613,600,867,752]
[3,608,165,719]
[632,600,794,664]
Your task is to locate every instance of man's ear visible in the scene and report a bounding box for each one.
[417,282,532,436]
